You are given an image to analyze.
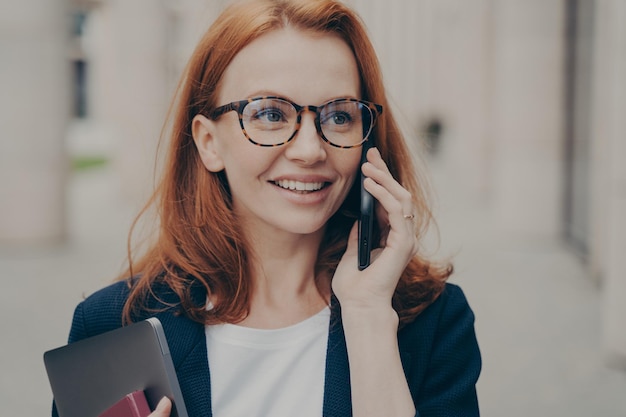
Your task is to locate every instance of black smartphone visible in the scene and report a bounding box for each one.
[358,138,375,270]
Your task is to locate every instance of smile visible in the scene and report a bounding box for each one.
[273,179,326,192]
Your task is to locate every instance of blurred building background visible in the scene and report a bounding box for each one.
[1,0,625,416]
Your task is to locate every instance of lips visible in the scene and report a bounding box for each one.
[273,179,326,192]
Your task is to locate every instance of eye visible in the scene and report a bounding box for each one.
[321,109,355,129]
[329,112,351,125]
[254,108,286,123]
[244,99,295,128]
[320,100,362,128]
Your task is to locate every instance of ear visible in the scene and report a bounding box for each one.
[191,114,225,172]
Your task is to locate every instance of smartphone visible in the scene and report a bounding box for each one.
[358,138,375,270]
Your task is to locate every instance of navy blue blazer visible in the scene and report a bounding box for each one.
[54,281,480,417]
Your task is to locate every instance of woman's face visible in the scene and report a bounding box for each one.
[193,27,362,239]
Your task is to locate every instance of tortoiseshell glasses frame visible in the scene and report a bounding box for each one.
[208,96,383,148]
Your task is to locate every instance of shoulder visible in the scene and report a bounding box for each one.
[399,282,475,341]
[67,280,131,342]
[67,279,180,343]
[398,282,479,363]
[399,282,481,415]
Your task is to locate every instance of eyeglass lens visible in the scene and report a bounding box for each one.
[241,98,373,147]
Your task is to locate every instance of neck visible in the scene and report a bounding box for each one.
[240,226,331,329]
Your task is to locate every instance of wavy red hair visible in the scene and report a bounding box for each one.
[121,0,451,326]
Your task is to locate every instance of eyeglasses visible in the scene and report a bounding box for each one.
[209,96,383,148]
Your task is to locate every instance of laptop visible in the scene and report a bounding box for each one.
[44,317,189,417]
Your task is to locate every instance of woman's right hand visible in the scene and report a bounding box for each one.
[149,397,172,417]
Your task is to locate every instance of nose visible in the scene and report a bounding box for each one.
[283,111,327,164]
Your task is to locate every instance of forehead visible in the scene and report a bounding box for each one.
[217,27,361,105]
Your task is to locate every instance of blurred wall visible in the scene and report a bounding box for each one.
[348,0,494,197]
[0,0,70,244]
[591,0,626,366]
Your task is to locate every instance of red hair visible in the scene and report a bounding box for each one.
[122,0,450,326]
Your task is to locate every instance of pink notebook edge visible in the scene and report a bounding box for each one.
[98,390,152,417]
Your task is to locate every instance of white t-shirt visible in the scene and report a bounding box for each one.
[205,307,330,417]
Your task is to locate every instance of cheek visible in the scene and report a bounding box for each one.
[338,149,362,182]
[214,119,246,155]
[213,122,261,175]
[332,149,362,208]
[335,151,362,213]
[217,136,280,188]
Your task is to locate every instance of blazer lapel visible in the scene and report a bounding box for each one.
[322,298,352,417]
[158,310,212,417]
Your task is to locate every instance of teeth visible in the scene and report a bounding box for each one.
[275,180,324,191]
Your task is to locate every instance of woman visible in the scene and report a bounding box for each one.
[59,0,481,416]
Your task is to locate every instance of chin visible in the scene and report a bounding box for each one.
[279,219,328,236]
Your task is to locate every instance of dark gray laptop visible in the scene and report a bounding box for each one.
[44,318,188,417]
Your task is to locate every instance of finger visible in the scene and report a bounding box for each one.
[365,147,391,174]
[150,397,172,417]
[361,151,412,209]
[363,177,413,236]
[362,170,418,265]
[361,148,417,249]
